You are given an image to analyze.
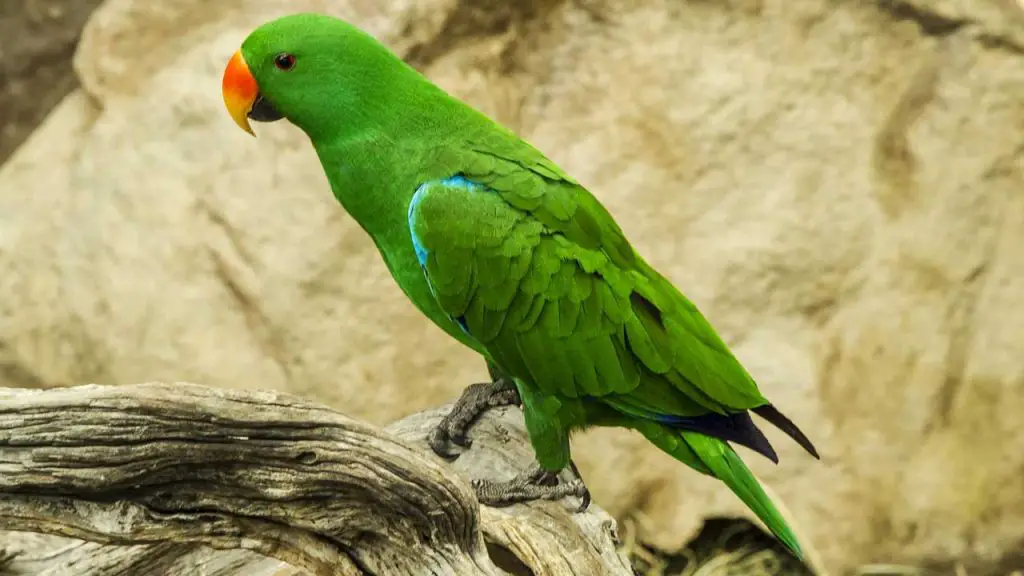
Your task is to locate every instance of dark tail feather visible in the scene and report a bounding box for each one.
[658,411,779,464]
[753,404,820,459]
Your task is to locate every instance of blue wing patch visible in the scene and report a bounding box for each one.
[408,175,490,339]
[408,175,487,267]
[408,184,431,268]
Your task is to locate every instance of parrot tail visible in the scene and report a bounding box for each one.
[752,404,820,459]
[667,430,805,560]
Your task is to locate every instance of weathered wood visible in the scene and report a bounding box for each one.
[0,383,631,576]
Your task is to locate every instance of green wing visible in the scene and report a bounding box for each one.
[409,138,769,416]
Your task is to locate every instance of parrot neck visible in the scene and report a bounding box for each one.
[300,63,485,258]
[308,102,492,354]
[308,92,463,246]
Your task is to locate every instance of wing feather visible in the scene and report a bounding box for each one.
[408,147,770,415]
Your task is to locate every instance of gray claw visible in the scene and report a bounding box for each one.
[427,426,462,461]
[472,464,591,511]
[567,460,592,512]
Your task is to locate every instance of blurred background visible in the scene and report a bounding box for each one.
[2,0,1023,574]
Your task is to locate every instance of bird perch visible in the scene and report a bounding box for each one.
[0,383,632,576]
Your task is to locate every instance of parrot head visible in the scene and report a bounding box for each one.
[221,13,419,139]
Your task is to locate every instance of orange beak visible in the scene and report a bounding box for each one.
[222,50,258,136]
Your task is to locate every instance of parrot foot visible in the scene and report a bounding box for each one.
[471,463,591,513]
[428,378,521,460]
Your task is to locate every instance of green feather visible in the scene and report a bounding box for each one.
[234,12,818,558]
[680,432,804,559]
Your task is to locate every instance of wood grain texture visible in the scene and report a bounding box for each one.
[0,382,630,576]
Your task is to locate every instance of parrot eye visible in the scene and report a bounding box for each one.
[274,53,296,71]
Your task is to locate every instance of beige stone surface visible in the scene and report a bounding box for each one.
[2,0,1024,573]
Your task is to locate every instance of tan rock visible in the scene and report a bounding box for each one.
[2,0,1023,572]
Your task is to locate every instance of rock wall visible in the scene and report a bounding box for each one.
[0,0,105,162]
[2,0,1023,573]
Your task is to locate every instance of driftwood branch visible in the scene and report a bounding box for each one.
[0,383,631,576]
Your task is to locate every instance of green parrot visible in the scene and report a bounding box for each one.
[221,13,819,558]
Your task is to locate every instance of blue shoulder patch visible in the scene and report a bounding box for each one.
[408,182,432,267]
[440,174,485,192]
[408,175,489,268]
[407,174,492,341]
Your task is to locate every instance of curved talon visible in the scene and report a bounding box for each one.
[563,460,591,511]
[576,487,592,512]
[427,427,462,461]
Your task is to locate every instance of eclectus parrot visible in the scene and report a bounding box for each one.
[221,12,819,559]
